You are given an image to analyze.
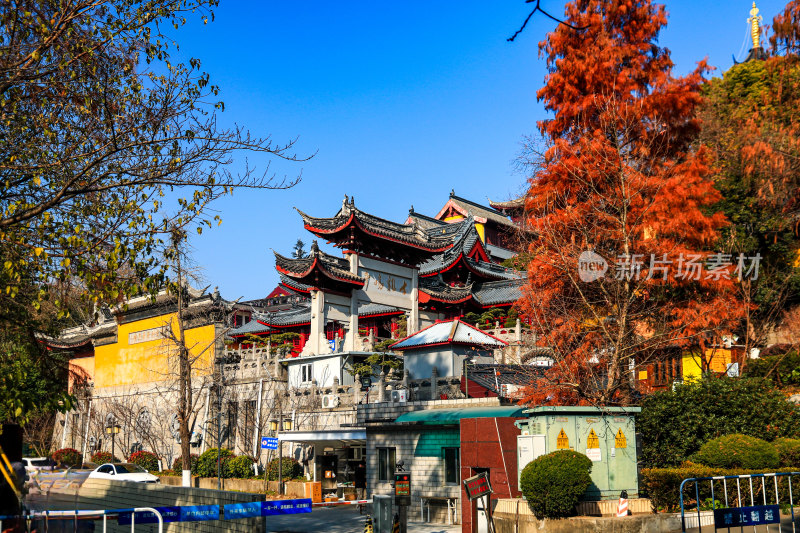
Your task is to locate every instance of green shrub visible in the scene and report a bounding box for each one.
[744,347,800,387]
[773,438,800,467]
[196,448,234,478]
[172,454,199,474]
[641,466,800,512]
[91,451,119,464]
[266,457,302,481]
[691,434,779,469]
[228,456,256,478]
[52,448,82,467]
[638,376,800,468]
[519,450,592,519]
[128,450,159,472]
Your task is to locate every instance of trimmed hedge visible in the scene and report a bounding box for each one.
[691,434,779,470]
[52,448,82,467]
[228,456,256,479]
[519,450,592,519]
[91,451,120,464]
[129,450,159,472]
[641,465,800,512]
[266,457,302,481]
[773,438,800,467]
[196,448,235,478]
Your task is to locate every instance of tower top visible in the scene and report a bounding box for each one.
[748,2,763,49]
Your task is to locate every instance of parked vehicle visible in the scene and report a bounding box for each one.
[22,457,56,473]
[87,463,159,483]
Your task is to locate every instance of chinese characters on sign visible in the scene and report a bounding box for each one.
[463,472,492,501]
[128,326,168,345]
[578,252,761,282]
[713,505,780,527]
[363,271,409,294]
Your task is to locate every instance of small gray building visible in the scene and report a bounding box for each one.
[390,319,506,379]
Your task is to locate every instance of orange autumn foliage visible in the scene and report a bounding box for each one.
[517,0,745,406]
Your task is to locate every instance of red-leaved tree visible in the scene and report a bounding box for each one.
[772,0,800,55]
[518,0,745,406]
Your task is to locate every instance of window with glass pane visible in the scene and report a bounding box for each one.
[444,447,459,484]
[378,447,396,481]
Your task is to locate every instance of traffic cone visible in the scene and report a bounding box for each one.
[364,514,374,533]
[617,490,629,517]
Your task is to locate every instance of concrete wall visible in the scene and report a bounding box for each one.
[491,499,681,533]
[25,477,264,532]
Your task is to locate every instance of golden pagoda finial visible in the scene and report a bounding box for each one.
[748,2,763,49]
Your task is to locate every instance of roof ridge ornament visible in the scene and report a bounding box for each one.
[310,240,320,255]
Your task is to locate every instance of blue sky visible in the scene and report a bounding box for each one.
[171,1,786,300]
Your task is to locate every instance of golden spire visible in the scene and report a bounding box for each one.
[748,2,763,49]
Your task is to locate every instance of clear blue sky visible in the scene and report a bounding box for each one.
[172,1,786,301]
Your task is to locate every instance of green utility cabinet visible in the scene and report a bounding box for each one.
[515,406,640,500]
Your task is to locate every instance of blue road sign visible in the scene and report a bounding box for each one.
[714,505,780,527]
[261,436,278,450]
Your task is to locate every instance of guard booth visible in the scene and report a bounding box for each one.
[515,406,640,500]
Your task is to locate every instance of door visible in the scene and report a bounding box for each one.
[517,435,546,489]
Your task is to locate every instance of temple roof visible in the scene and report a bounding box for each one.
[405,208,447,231]
[419,221,520,281]
[297,196,451,264]
[473,279,525,306]
[275,241,365,293]
[390,319,507,350]
[488,196,525,212]
[418,276,523,308]
[229,302,403,337]
[419,277,475,304]
[435,192,515,228]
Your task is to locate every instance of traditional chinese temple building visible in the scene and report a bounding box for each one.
[226,194,525,370]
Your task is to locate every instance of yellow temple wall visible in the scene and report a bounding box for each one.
[94,313,216,389]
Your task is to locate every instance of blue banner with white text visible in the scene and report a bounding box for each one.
[261,499,312,516]
[224,501,263,519]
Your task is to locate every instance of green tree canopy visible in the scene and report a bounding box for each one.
[638,376,800,468]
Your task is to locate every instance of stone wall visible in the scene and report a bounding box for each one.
[491,499,681,533]
[25,477,264,532]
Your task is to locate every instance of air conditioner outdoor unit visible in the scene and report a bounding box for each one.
[391,390,408,403]
[501,384,523,398]
[322,394,340,408]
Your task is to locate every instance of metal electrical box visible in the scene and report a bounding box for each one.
[373,494,393,533]
[515,406,640,500]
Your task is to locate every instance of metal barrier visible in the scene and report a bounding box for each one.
[0,507,164,533]
[680,472,800,532]
[0,498,356,531]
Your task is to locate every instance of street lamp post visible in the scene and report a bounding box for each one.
[105,424,120,460]
[272,418,293,495]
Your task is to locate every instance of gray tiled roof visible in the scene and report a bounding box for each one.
[255,306,312,327]
[467,364,544,393]
[296,196,453,251]
[358,303,402,317]
[449,195,515,228]
[229,318,273,337]
[472,279,525,306]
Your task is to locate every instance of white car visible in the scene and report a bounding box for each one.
[88,463,160,483]
[22,457,56,474]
